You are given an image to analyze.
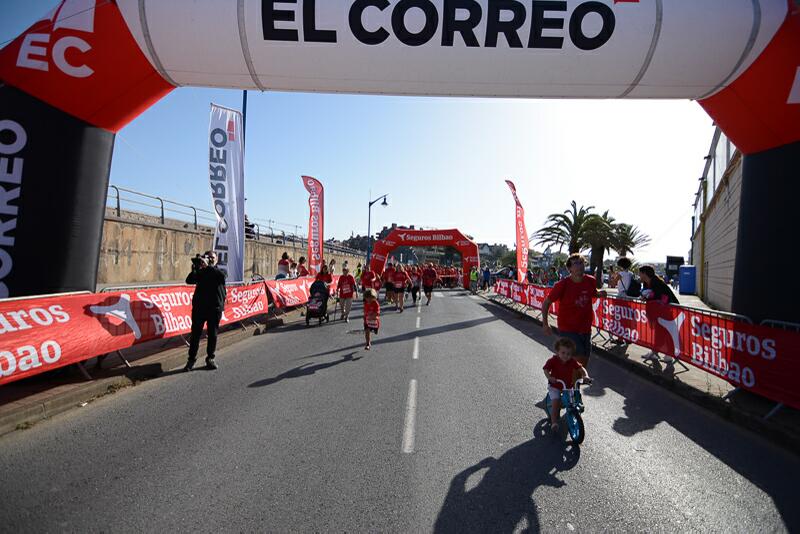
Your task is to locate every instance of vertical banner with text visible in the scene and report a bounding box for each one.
[505,180,529,283]
[302,176,325,275]
[208,104,245,282]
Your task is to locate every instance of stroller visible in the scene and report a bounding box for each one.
[306,280,331,326]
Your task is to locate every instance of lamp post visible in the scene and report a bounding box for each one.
[366,194,389,267]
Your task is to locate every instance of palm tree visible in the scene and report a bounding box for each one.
[583,211,616,288]
[614,223,651,257]
[533,201,596,254]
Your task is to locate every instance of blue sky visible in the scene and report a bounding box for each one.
[2,1,715,262]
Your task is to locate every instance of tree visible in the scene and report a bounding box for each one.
[533,201,596,254]
[583,211,616,288]
[614,223,651,257]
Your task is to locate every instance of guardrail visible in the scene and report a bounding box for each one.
[106,185,367,258]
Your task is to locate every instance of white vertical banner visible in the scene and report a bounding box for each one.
[208,104,245,282]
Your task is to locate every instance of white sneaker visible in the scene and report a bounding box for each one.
[642,352,658,361]
[661,355,675,364]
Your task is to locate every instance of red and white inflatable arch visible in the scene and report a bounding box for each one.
[369,228,479,289]
[0,0,798,320]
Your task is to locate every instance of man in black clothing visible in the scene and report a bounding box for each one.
[184,250,227,371]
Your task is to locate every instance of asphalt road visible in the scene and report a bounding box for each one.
[1,290,798,533]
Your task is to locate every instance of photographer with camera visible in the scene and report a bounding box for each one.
[184,250,227,371]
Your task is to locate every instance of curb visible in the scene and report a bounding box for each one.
[479,293,800,452]
[0,308,304,438]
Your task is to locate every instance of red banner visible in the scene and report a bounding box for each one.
[302,175,324,276]
[494,280,800,410]
[265,276,340,309]
[0,283,269,386]
[505,180,529,283]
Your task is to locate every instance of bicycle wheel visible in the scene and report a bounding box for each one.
[566,410,585,444]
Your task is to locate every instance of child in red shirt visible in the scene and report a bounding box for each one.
[363,288,380,350]
[543,337,591,433]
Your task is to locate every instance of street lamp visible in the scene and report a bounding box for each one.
[366,194,389,267]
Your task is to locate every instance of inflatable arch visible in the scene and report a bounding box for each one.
[0,0,798,321]
[369,228,480,289]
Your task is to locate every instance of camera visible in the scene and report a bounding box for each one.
[191,254,209,269]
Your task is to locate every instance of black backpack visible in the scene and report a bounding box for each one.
[620,274,641,297]
[626,277,642,297]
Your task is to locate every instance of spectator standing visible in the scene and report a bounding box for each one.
[541,253,606,366]
[482,265,491,291]
[289,262,298,278]
[615,257,635,299]
[184,251,226,371]
[328,258,337,275]
[337,267,357,322]
[639,264,680,363]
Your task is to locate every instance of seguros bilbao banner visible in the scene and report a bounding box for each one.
[495,280,800,410]
[0,283,268,386]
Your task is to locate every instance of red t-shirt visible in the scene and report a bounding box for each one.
[297,265,309,277]
[548,275,597,333]
[383,267,395,283]
[364,300,381,329]
[361,270,377,288]
[422,268,437,286]
[393,271,410,289]
[315,272,333,284]
[338,274,356,298]
[543,356,583,390]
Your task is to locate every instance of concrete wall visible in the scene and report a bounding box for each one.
[691,154,743,312]
[98,209,365,287]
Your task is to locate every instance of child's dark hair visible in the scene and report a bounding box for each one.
[554,337,577,354]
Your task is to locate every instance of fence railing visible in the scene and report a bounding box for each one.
[106,185,366,257]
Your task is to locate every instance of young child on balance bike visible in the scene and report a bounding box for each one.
[543,338,592,434]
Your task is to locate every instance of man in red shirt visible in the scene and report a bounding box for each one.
[541,253,606,366]
[422,263,439,305]
[337,266,357,322]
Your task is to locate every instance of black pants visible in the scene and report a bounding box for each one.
[188,308,223,360]
[411,287,419,302]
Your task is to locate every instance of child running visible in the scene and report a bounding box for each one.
[363,288,381,350]
[543,338,591,433]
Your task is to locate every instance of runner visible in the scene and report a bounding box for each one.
[393,264,411,312]
[382,262,396,305]
[422,263,439,306]
[541,253,606,367]
[362,288,380,351]
[360,266,378,294]
[337,266,357,322]
[410,266,422,305]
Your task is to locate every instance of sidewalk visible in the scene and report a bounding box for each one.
[481,290,800,451]
[0,307,303,437]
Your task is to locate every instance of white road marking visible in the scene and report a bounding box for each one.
[401,379,418,453]
[417,303,421,314]
[468,295,482,301]
[434,292,444,298]
[416,316,421,329]
[412,337,419,360]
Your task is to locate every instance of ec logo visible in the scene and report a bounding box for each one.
[15,0,96,79]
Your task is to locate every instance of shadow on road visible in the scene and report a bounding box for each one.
[248,353,361,388]
[293,316,499,360]
[434,421,580,534]
[479,297,800,531]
